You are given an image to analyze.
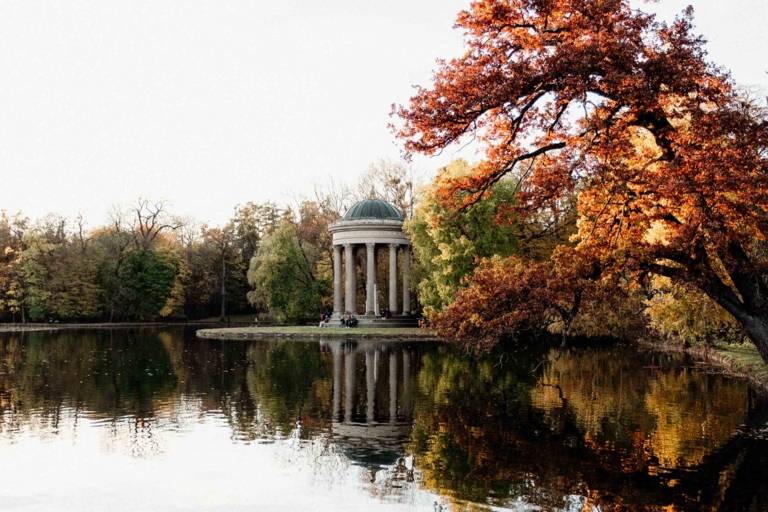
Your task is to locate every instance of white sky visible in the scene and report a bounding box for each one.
[0,0,765,226]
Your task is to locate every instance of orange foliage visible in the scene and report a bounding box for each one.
[395,0,768,357]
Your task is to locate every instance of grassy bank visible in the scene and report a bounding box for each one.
[640,339,768,395]
[196,325,437,341]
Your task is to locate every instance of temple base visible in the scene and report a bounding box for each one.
[329,314,419,328]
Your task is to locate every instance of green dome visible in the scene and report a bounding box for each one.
[343,199,403,221]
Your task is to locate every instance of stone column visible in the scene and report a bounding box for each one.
[333,245,343,314]
[332,341,342,421]
[388,243,398,314]
[344,244,356,314]
[402,246,411,315]
[365,243,376,315]
[344,344,356,424]
[365,349,375,423]
[389,350,397,423]
[402,349,411,417]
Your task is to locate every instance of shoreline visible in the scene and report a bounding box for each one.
[196,326,439,341]
[6,323,765,394]
[0,321,242,333]
[638,339,768,396]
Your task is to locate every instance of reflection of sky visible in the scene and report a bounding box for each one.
[0,411,444,512]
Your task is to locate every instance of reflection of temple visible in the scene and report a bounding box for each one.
[323,339,419,468]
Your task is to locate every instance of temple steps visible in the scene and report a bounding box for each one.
[328,314,420,328]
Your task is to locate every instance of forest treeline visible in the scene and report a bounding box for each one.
[0,199,277,322]
[0,161,415,324]
[0,151,748,350]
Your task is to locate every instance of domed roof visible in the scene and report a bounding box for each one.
[343,199,403,221]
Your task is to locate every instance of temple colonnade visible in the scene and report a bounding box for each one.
[332,243,411,316]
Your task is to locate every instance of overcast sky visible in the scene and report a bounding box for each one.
[0,0,765,226]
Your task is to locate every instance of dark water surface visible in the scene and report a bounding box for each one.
[0,328,767,511]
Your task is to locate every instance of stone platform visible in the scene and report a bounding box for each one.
[329,314,419,328]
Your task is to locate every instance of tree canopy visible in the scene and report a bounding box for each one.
[395,0,768,358]
[246,204,334,324]
[406,159,519,316]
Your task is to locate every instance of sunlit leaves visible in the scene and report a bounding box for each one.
[395,0,768,355]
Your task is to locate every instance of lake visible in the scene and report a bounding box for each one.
[0,328,766,511]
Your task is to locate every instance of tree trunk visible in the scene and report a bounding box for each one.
[740,315,768,364]
[698,267,768,364]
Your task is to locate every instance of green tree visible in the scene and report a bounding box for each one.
[406,159,519,316]
[247,223,327,323]
[93,224,134,321]
[114,249,178,320]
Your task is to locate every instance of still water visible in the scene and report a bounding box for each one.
[0,328,766,511]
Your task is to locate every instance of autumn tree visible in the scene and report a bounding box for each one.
[394,0,768,358]
[0,213,27,322]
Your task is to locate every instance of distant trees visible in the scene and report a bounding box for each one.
[0,198,293,323]
[115,250,178,320]
[246,201,337,324]
[357,159,417,219]
[0,158,421,324]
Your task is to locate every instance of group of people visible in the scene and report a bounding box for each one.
[317,308,398,328]
[318,312,332,327]
[340,313,358,328]
[317,311,359,328]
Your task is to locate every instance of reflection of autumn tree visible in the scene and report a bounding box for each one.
[531,348,750,470]
[532,347,659,473]
[644,371,749,468]
[411,345,766,511]
[409,345,552,507]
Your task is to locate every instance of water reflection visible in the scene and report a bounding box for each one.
[0,330,767,511]
[324,340,417,473]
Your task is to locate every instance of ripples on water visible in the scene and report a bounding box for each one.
[0,328,766,511]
